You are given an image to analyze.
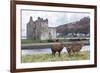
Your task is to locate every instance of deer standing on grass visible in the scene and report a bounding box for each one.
[65,43,84,56]
[51,43,64,57]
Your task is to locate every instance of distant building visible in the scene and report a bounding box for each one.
[27,16,56,40]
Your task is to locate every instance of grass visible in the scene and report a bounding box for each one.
[21,39,48,44]
[21,51,90,63]
[21,39,89,44]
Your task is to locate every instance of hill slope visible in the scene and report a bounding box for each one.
[56,17,90,35]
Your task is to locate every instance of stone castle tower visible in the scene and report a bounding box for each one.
[27,16,56,40]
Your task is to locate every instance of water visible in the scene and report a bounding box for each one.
[22,45,90,55]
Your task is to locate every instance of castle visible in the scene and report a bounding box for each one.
[27,16,56,40]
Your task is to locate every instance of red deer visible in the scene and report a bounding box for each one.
[51,43,64,57]
[65,43,84,55]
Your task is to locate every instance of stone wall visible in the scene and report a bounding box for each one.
[48,27,56,39]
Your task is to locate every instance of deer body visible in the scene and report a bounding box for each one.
[51,43,63,56]
[65,43,84,55]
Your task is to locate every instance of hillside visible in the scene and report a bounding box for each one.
[56,17,90,36]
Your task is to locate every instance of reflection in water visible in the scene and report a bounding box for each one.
[22,45,90,55]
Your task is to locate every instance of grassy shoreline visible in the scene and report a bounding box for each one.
[21,38,89,44]
[21,51,90,63]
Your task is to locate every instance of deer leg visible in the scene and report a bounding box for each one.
[52,51,56,57]
[58,51,61,57]
[54,51,56,56]
[68,49,72,56]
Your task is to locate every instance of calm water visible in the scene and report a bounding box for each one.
[22,45,90,55]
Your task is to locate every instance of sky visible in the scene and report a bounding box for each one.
[21,10,90,37]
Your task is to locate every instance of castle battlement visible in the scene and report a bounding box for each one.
[34,17,48,23]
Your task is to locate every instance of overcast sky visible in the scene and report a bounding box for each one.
[21,10,90,37]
